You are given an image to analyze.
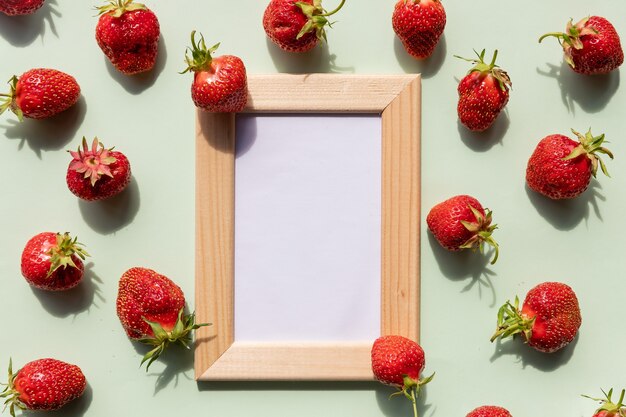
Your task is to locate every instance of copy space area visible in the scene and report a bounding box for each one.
[234,114,382,342]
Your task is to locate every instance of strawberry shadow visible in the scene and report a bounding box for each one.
[0,0,60,47]
[1,95,87,159]
[536,62,620,114]
[45,382,93,417]
[457,112,510,152]
[266,38,354,74]
[104,34,168,95]
[393,34,447,79]
[427,233,498,307]
[78,178,141,235]
[489,334,579,372]
[525,181,605,231]
[375,383,433,417]
[29,262,105,318]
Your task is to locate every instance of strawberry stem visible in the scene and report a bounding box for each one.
[564,128,614,178]
[490,296,535,343]
[294,0,345,42]
[454,49,511,92]
[583,388,626,417]
[181,31,220,74]
[319,0,345,17]
[0,359,26,417]
[0,76,23,122]
[46,233,90,278]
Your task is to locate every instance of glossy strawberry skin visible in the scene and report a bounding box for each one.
[570,16,623,75]
[521,282,582,353]
[116,267,186,340]
[11,359,86,411]
[66,150,131,201]
[392,0,446,59]
[20,232,84,291]
[371,335,425,386]
[458,73,509,131]
[263,0,318,53]
[13,69,80,119]
[526,134,591,199]
[427,195,485,251]
[96,7,160,75]
[467,406,512,417]
[0,0,45,15]
[192,55,248,113]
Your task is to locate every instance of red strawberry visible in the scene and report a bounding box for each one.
[21,232,89,291]
[392,0,446,59]
[0,69,80,121]
[0,358,86,417]
[456,49,511,132]
[539,16,623,75]
[467,406,512,417]
[66,137,131,201]
[426,195,499,264]
[584,389,626,417]
[526,129,613,200]
[95,0,160,75]
[491,282,582,353]
[263,0,345,53]
[116,267,209,369]
[371,335,434,417]
[0,0,44,15]
[181,31,248,113]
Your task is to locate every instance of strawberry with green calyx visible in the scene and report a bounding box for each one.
[526,129,613,200]
[21,232,90,291]
[371,335,434,417]
[583,388,626,417]
[456,49,511,132]
[539,16,623,75]
[263,0,346,53]
[181,31,248,113]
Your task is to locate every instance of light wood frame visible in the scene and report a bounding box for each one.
[195,74,421,381]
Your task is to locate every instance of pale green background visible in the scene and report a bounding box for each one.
[1,0,625,416]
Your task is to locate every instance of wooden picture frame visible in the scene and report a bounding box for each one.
[195,74,421,381]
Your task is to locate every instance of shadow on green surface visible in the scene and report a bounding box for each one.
[394,34,446,79]
[0,0,59,47]
[78,178,141,235]
[525,181,605,231]
[266,38,354,74]
[536,62,620,114]
[375,383,433,417]
[46,382,92,417]
[457,112,510,152]
[489,334,579,372]
[427,233,497,307]
[1,95,87,159]
[30,262,105,318]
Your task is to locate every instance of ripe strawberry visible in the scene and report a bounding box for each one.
[116,267,209,369]
[181,31,248,113]
[66,137,131,201]
[263,0,345,53]
[21,232,89,291]
[0,69,80,121]
[426,195,499,264]
[526,129,613,200]
[371,335,434,417]
[467,406,512,417]
[456,49,511,132]
[95,0,160,75]
[0,0,45,15]
[539,16,623,75]
[584,388,626,417]
[392,0,446,59]
[0,358,86,417]
[491,282,582,353]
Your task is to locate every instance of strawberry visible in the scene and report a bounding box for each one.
[526,129,613,200]
[0,358,86,417]
[0,69,80,121]
[392,0,446,59]
[467,406,512,417]
[491,282,582,353]
[181,31,248,113]
[426,195,499,264]
[66,137,131,201]
[371,335,434,417]
[539,16,623,75]
[21,232,89,291]
[584,388,626,417]
[456,49,511,132]
[95,0,160,75]
[0,0,45,15]
[263,0,345,53]
[116,267,209,369]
